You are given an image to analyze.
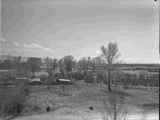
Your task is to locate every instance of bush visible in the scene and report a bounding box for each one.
[40,75,48,83]
[96,72,105,83]
[0,81,29,117]
[0,74,16,85]
[84,72,94,83]
[0,95,25,116]
[71,71,84,80]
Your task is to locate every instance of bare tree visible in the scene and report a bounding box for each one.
[27,57,41,77]
[59,55,75,79]
[102,93,127,120]
[101,42,120,92]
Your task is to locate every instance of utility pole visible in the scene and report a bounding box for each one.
[0,0,5,58]
[0,0,1,34]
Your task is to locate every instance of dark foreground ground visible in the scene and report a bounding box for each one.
[0,81,159,120]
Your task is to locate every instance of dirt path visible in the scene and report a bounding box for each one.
[9,111,159,120]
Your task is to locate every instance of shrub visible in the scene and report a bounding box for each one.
[84,72,94,83]
[102,92,127,120]
[40,75,48,83]
[0,81,29,117]
[71,71,84,80]
[96,72,105,83]
[0,95,25,116]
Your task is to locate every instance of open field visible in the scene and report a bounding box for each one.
[0,81,158,120]
[1,0,159,119]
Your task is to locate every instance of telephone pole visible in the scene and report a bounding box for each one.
[0,0,6,58]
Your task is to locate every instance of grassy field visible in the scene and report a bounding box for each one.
[0,81,159,120]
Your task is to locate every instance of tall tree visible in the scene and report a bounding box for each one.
[27,57,41,76]
[65,56,75,72]
[52,58,58,72]
[78,57,95,72]
[44,57,52,75]
[44,57,58,75]
[78,57,88,72]
[59,55,75,78]
[101,42,120,92]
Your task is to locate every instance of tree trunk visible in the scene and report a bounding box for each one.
[113,102,117,120]
[108,69,112,92]
[62,85,65,94]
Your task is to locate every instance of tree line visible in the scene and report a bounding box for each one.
[0,42,159,90]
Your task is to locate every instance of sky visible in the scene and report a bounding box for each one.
[0,0,159,63]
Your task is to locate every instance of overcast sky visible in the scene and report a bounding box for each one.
[1,0,159,63]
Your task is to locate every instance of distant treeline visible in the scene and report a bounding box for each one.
[0,55,159,87]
